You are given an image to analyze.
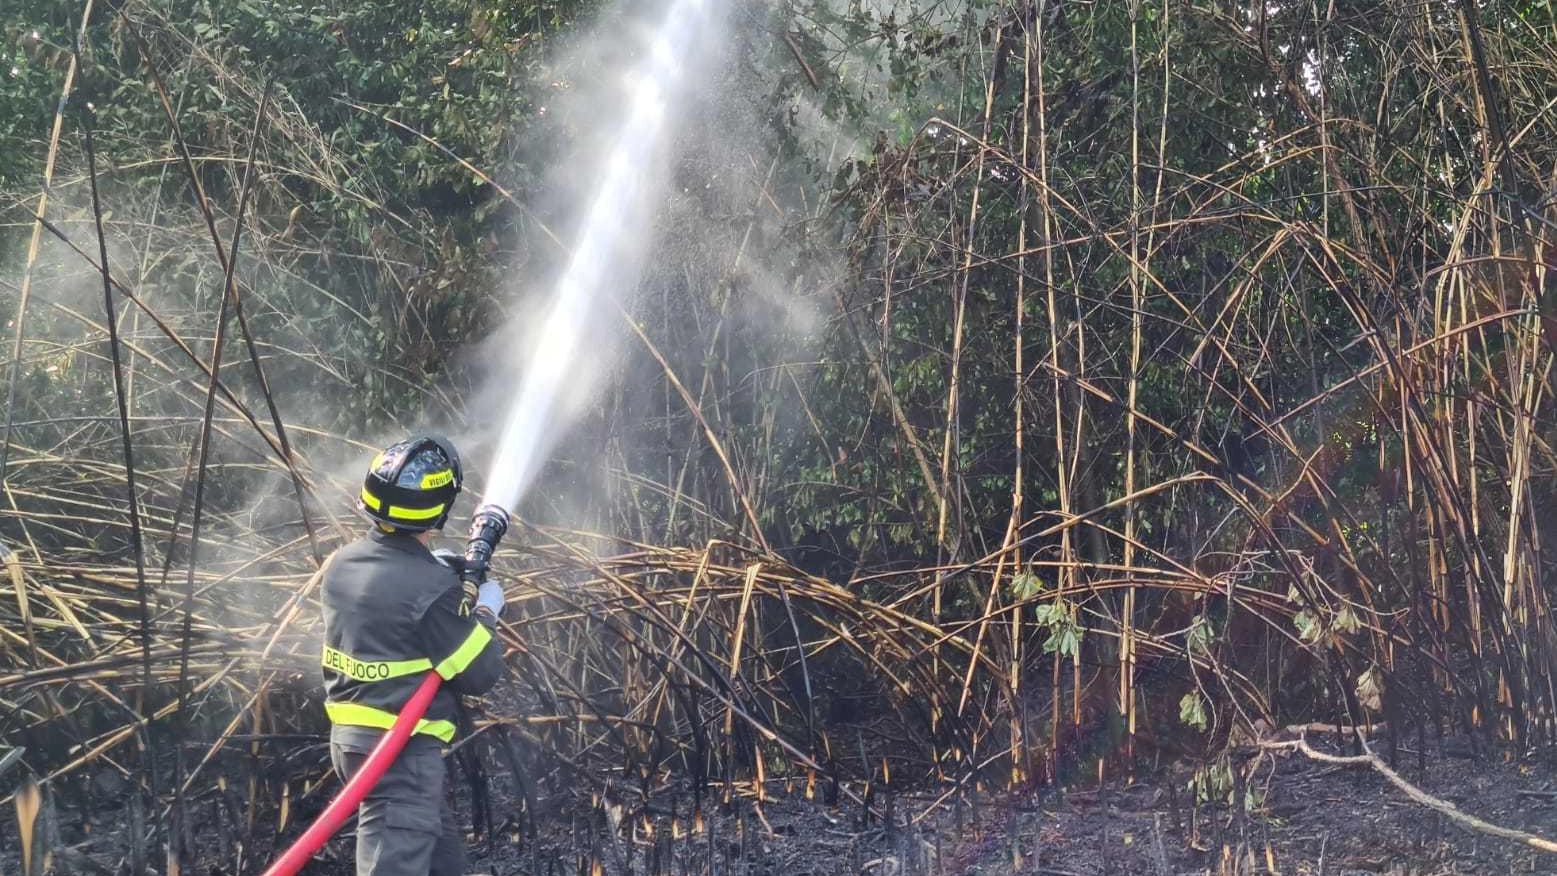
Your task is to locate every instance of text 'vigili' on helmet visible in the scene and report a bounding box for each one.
[359,436,463,532]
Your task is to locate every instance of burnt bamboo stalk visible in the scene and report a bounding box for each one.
[663,280,674,536]
[129,54,323,564]
[622,310,770,552]
[175,548,333,798]
[1454,0,1520,217]
[171,82,270,865]
[519,570,861,805]
[1339,279,1514,729]
[122,84,188,434]
[1428,154,1472,683]
[769,573,816,755]
[1498,238,1536,724]
[1,0,97,486]
[78,85,159,811]
[24,212,326,481]
[1247,15,1518,723]
[1513,313,1547,728]
[830,283,944,544]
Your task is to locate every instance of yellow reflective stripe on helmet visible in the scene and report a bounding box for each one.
[420,469,455,489]
[433,623,493,680]
[362,488,443,523]
[324,701,456,743]
[321,644,431,682]
[386,502,446,521]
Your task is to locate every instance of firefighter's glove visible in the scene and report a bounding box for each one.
[476,579,506,621]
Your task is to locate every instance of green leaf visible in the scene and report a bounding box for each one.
[1293,609,1321,643]
[1187,615,1215,655]
[1334,606,1360,635]
[1009,572,1042,600]
[1060,628,1079,657]
[1356,666,1384,712]
[1179,691,1207,731]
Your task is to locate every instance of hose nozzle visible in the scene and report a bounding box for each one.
[461,504,510,586]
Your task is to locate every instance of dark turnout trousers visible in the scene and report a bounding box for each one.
[331,727,467,876]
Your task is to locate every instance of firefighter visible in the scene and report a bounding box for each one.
[321,435,508,876]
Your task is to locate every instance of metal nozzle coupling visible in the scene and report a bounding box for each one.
[461,504,510,586]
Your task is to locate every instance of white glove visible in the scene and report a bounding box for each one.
[476,579,506,620]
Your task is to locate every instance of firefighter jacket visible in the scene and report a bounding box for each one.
[320,529,505,743]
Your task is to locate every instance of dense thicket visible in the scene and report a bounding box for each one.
[4,0,1557,867]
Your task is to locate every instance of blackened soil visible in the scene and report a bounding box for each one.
[6,732,1557,875]
[912,733,1557,875]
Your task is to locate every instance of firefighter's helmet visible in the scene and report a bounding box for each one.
[359,436,463,532]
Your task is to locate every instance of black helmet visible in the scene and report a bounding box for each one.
[359,436,463,532]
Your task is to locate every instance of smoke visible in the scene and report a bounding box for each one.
[364,0,893,542]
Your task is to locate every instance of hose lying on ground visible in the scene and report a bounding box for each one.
[259,671,442,876]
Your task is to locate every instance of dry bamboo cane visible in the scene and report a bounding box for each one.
[1030,0,1071,763]
[935,18,1008,686]
[1009,11,1034,788]
[1119,0,1144,773]
[128,53,326,563]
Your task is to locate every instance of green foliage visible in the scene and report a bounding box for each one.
[1188,754,1261,810]
[1293,609,1322,644]
[1009,570,1042,600]
[1178,690,1207,731]
[1033,599,1081,658]
[3,0,596,443]
[1187,755,1233,806]
[0,14,72,189]
[1187,615,1216,656]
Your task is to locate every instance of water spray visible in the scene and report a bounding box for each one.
[480,0,711,513]
[260,2,713,873]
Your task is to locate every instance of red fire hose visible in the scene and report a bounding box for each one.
[260,671,442,876]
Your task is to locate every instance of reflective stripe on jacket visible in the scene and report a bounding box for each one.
[321,530,504,742]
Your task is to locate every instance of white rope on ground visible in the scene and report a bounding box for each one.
[1259,731,1557,855]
